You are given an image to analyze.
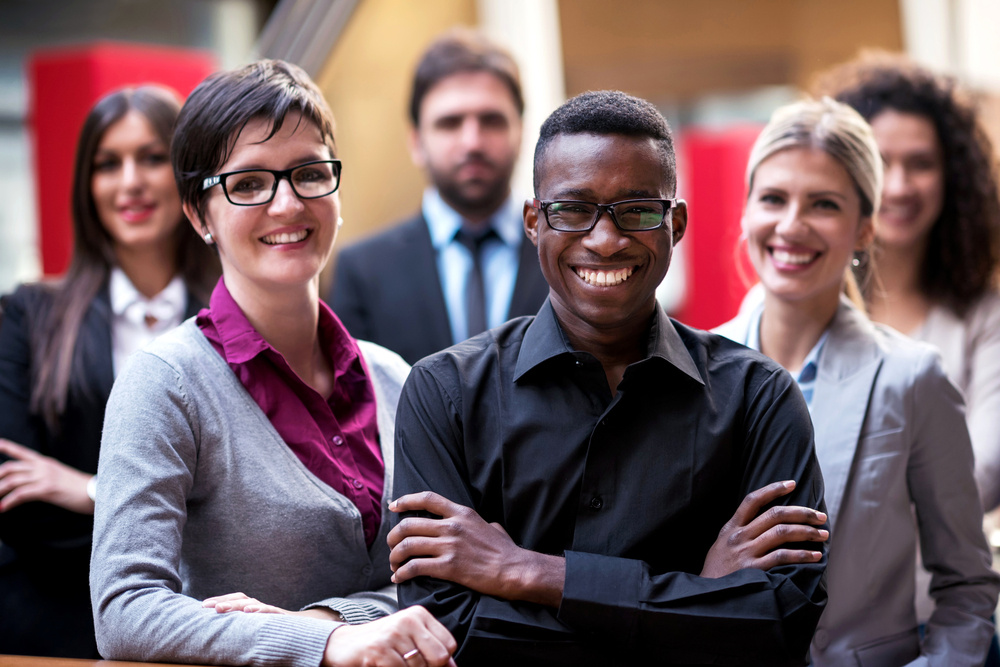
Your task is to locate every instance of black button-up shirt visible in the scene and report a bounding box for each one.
[393,300,827,666]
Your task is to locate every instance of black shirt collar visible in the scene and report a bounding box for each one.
[514,299,705,386]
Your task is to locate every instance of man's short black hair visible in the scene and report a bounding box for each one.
[409,27,524,126]
[533,90,676,194]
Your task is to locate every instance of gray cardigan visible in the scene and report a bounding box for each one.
[90,320,410,666]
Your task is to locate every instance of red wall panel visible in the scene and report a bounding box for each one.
[671,125,762,330]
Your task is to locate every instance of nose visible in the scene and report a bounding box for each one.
[882,161,909,198]
[774,201,807,236]
[120,158,143,191]
[460,117,485,151]
[267,177,305,217]
[581,209,629,256]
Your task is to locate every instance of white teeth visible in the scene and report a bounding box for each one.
[261,229,309,245]
[575,267,633,286]
[771,249,815,265]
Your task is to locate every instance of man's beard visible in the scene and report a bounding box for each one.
[431,156,514,220]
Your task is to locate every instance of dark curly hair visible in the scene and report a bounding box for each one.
[533,90,676,194]
[815,52,1000,317]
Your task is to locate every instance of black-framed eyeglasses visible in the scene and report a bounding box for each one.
[530,198,677,232]
[202,159,342,206]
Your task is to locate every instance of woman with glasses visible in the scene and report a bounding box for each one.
[90,60,456,667]
[0,85,218,658]
[716,97,998,666]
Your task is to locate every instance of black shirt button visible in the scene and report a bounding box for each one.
[589,496,603,510]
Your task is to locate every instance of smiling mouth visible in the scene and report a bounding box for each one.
[261,229,311,245]
[575,266,635,286]
[769,248,818,266]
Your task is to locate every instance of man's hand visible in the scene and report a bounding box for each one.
[700,480,828,579]
[388,491,564,607]
[0,439,95,514]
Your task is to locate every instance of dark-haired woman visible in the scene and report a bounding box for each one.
[90,60,456,667]
[819,56,1000,664]
[0,86,218,658]
[818,53,1000,512]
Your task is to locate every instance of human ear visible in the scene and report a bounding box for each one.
[670,199,689,245]
[523,199,540,247]
[183,202,213,243]
[407,126,427,169]
[855,215,875,250]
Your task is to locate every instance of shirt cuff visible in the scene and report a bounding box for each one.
[557,550,641,638]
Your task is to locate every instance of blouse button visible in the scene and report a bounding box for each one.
[362,565,373,576]
[352,478,364,489]
[332,435,344,446]
[589,496,604,510]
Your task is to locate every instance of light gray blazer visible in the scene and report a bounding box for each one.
[716,296,999,667]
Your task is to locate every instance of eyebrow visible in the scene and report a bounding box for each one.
[550,188,660,200]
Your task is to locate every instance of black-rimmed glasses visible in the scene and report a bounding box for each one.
[202,159,342,206]
[531,198,677,232]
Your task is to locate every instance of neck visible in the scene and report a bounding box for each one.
[115,243,178,299]
[441,191,508,227]
[225,275,324,387]
[758,292,838,374]
[553,300,654,397]
[874,241,926,297]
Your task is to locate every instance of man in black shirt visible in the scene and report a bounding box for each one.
[387,91,828,666]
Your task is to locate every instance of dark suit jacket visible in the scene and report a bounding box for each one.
[330,212,549,365]
[0,282,203,658]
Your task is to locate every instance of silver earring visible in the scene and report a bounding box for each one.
[852,257,860,267]
[337,217,344,228]
[204,232,214,245]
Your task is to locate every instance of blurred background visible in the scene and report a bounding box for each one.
[3,0,999,328]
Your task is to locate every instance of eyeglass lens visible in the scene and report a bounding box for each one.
[547,200,668,231]
[224,161,339,205]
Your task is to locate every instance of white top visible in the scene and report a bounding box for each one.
[109,267,187,376]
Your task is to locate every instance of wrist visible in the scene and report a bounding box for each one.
[509,550,565,607]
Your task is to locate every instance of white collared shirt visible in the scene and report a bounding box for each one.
[422,189,524,344]
[109,267,187,376]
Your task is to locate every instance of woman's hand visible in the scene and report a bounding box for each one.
[202,593,343,621]
[700,480,828,578]
[323,606,456,667]
[0,439,94,514]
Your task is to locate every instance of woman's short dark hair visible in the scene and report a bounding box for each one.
[32,85,219,429]
[409,27,524,126]
[172,59,337,226]
[815,52,1000,315]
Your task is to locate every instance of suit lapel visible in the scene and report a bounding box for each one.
[810,300,883,529]
[407,215,453,349]
[509,232,549,318]
[87,288,116,398]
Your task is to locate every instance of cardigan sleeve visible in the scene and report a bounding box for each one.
[91,349,337,667]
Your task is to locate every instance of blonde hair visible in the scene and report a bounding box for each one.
[746,97,883,307]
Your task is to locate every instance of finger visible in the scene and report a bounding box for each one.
[753,524,829,554]
[391,555,449,584]
[0,470,34,497]
[389,517,454,546]
[213,597,264,613]
[730,481,796,527]
[202,592,252,607]
[753,548,823,571]
[389,492,466,518]
[0,461,35,481]
[0,482,44,511]
[744,505,828,540]
[0,440,43,462]
[417,610,458,656]
[390,536,446,571]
